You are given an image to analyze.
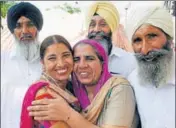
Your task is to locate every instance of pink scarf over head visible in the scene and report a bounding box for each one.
[72,39,112,109]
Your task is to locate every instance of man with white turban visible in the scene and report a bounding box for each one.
[1,2,43,128]
[85,1,137,78]
[126,6,175,128]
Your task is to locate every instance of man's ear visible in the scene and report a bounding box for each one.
[169,40,175,51]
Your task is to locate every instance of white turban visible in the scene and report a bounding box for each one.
[126,6,173,42]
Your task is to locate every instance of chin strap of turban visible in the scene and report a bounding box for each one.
[126,6,173,42]
[86,1,120,32]
[7,2,43,33]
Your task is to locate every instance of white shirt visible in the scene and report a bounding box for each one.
[128,69,175,128]
[1,45,42,128]
[109,46,137,78]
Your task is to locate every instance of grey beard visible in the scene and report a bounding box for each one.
[87,31,112,55]
[96,38,110,55]
[136,49,174,87]
[14,35,40,62]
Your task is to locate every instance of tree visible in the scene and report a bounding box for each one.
[60,3,81,14]
[47,2,81,14]
[1,1,16,18]
[1,1,16,29]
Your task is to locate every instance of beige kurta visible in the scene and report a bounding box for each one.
[97,84,138,128]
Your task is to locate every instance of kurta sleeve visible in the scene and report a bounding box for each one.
[98,84,136,127]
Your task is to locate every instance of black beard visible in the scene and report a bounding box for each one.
[87,31,112,55]
[135,42,174,87]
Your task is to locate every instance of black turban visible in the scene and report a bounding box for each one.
[7,2,43,33]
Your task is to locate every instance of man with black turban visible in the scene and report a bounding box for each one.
[85,1,137,78]
[1,2,43,128]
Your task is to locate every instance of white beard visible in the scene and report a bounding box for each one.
[137,50,174,87]
[13,35,40,62]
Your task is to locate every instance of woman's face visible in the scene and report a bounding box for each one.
[73,44,102,85]
[42,43,73,81]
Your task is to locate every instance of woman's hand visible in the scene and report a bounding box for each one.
[27,88,72,121]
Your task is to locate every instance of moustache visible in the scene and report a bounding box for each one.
[20,33,33,41]
[135,49,169,62]
[88,31,110,40]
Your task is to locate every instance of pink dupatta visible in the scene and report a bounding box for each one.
[72,39,112,109]
[20,81,51,128]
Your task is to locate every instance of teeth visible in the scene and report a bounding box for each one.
[57,69,67,74]
[80,72,87,75]
[80,72,88,77]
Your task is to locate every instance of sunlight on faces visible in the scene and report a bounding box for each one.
[73,44,102,86]
[42,43,73,81]
[132,24,174,87]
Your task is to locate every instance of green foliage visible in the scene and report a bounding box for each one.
[61,3,81,14]
[1,1,16,18]
[46,8,51,11]
[47,2,81,14]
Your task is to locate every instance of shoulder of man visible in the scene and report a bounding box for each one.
[127,68,138,87]
[110,45,134,57]
[1,50,12,68]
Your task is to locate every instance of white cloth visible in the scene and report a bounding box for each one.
[1,45,42,128]
[128,69,175,128]
[126,6,174,42]
[108,45,137,78]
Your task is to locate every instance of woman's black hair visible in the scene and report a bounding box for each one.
[40,35,73,60]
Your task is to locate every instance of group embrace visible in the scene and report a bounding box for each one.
[1,1,175,128]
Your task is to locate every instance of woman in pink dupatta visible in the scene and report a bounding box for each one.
[28,39,137,128]
[20,35,80,128]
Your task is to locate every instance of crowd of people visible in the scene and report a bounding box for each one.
[1,1,175,128]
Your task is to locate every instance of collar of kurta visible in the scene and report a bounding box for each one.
[109,45,129,57]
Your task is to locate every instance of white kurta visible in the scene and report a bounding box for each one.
[108,46,137,78]
[1,45,42,128]
[128,69,175,128]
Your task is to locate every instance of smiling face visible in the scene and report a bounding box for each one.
[132,24,167,55]
[73,44,102,85]
[88,15,112,55]
[14,16,38,43]
[132,24,174,86]
[88,15,111,39]
[42,43,73,81]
